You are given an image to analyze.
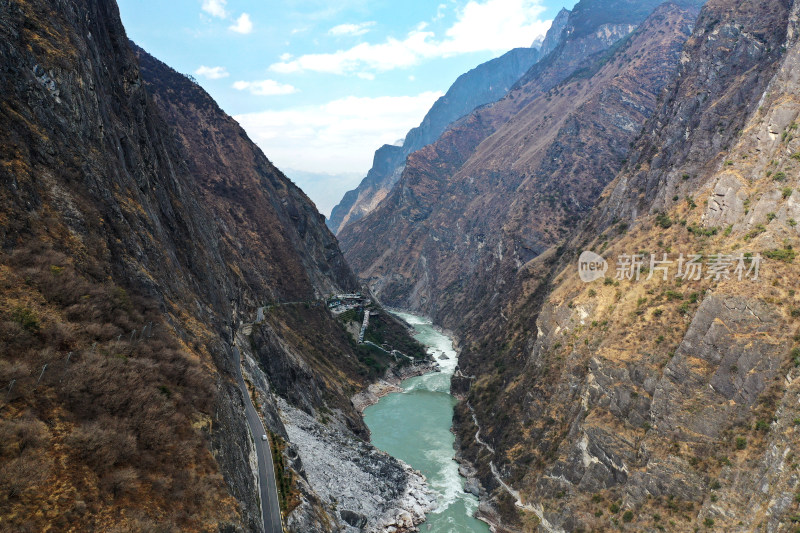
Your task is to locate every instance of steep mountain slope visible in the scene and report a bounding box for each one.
[132,45,355,303]
[447,0,800,531]
[0,1,427,531]
[328,45,543,234]
[340,0,703,330]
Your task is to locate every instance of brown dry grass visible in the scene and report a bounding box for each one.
[0,243,238,532]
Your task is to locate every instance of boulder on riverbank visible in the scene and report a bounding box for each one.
[279,400,436,533]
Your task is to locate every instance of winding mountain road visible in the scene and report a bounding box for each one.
[232,344,283,533]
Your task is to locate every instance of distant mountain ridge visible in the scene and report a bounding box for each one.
[327,44,548,234]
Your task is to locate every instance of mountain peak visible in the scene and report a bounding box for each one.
[539,6,572,57]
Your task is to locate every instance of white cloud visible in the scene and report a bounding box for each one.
[269,0,551,75]
[279,52,294,61]
[329,21,376,37]
[232,79,298,96]
[234,91,443,174]
[269,31,435,74]
[433,3,448,22]
[229,13,253,34]
[443,0,547,53]
[357,72,375,80]
[195,65,229,79]
[201,0,227,18]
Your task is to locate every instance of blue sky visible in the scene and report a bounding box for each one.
[118,0,573,215]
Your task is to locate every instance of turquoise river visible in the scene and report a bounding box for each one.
[363,312,491,533]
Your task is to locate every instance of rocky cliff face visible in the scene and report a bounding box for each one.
[0,1,426,531]
[538,8,571,58]
[339,0,702,330]
[445,0,800,531]
[133,46,356,304]
[327,46,542,234]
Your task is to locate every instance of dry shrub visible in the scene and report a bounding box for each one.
[0,359,31,386]
[0,452,52,500]
[0,242,222,528]
[107,513,180,533]
[0,416,49,457]
[40,320,77,351]
[67,418,137,471]
[0,416,52,501]
[100,467,139,498]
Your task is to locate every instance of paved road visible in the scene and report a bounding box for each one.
[232,345,283,533]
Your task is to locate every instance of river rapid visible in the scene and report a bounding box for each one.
[363,312,490,533]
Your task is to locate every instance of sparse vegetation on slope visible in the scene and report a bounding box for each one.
[447,0,800,530]
[0,243,234,531]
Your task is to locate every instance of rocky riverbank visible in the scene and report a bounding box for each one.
[455,444,509,533]
[235,318,440,533]
[279,399,437,533]
[351,360,440,414]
